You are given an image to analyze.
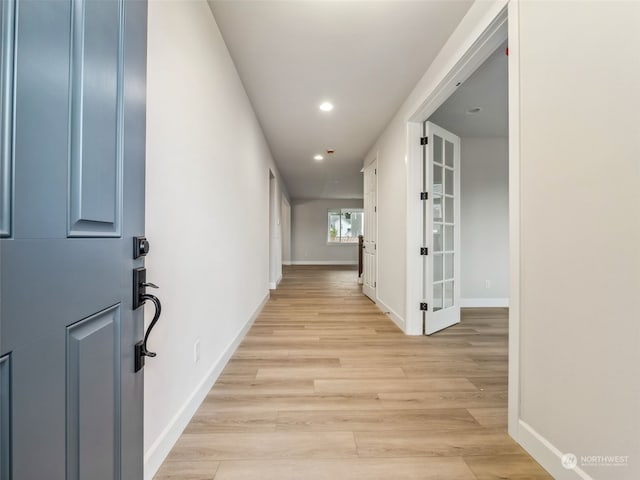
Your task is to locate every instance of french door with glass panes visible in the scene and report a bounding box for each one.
[423,122,461,334]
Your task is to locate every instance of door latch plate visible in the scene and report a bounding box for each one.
[133,267,146,309]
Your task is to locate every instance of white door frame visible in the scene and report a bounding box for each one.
[281,195,291,266]
[404,3,519,438]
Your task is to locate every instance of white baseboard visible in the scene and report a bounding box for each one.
[282,261,292,266]
[143,293,269,480]
[290,260,358,265]
[375,297,406,332]
[516,420,593,480]
[460,297,509,308]
[269,274,282,290]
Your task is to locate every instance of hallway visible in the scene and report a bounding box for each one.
[154,266,550,479]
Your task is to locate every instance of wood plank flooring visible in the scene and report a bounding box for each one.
[155,265,551,480]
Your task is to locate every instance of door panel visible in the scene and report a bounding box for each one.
[66,305,120,480]
[0,0,147,478]
[0,355,9,479]
[11,331,67,478]
[0,0,13,238]
[423,122,461,334]
[69,0,124,237]
[13,0,72,238]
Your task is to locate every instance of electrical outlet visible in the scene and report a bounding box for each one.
[484,280,491,289]
[194,340,200,363]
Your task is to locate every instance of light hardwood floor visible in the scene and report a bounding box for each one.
[155,265,551,480]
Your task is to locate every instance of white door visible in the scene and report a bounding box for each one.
[363,160,377,300]
[268,171,281,289]
[423,122,461,334]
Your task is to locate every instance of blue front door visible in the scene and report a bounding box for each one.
[0,0,147,478]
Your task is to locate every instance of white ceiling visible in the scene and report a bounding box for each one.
[208,1,473,199]
[430,42,508,137]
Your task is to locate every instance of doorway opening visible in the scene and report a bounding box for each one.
[423,42,509,334]
[404,4,520,437]
[268,170,281,290]
[362,157,377,301]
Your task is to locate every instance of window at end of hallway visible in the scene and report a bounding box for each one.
[327,208,364,244]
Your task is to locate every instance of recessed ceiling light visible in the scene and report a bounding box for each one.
[319,102,334,112]
[466,107,482,115]
[314,154,324,161]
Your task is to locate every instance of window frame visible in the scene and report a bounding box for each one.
[326,208,364,245]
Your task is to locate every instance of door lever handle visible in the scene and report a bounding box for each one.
[135,293,162,372]
[132,267,162,371]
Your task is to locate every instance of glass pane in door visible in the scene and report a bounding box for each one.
[433,224,442,252]
[434,135,443,164]
[433,283,443,312]
[444,196,454,223]
[445,169,453,195]
[433,196,443,222]
[433,254,443,282]
[433,164,443,196]
[444,281,454,308]
[444,253,454,280]
[431,130,456,315]
[444,225,454,251]
[445,140,454,167]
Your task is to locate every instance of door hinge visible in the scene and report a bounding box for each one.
[420,247,428,256]
[374,168,377,175]
[374,281,377,287]
[420,137,428,146]
[374,206,377,212]
[420,302,429,311]
[420,192,428,200]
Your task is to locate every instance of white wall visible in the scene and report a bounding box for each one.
[366,0,640,478]
[517,2,640,479]
[460,137,508,305]
[291,198,363,265]
[144,1,287,478]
